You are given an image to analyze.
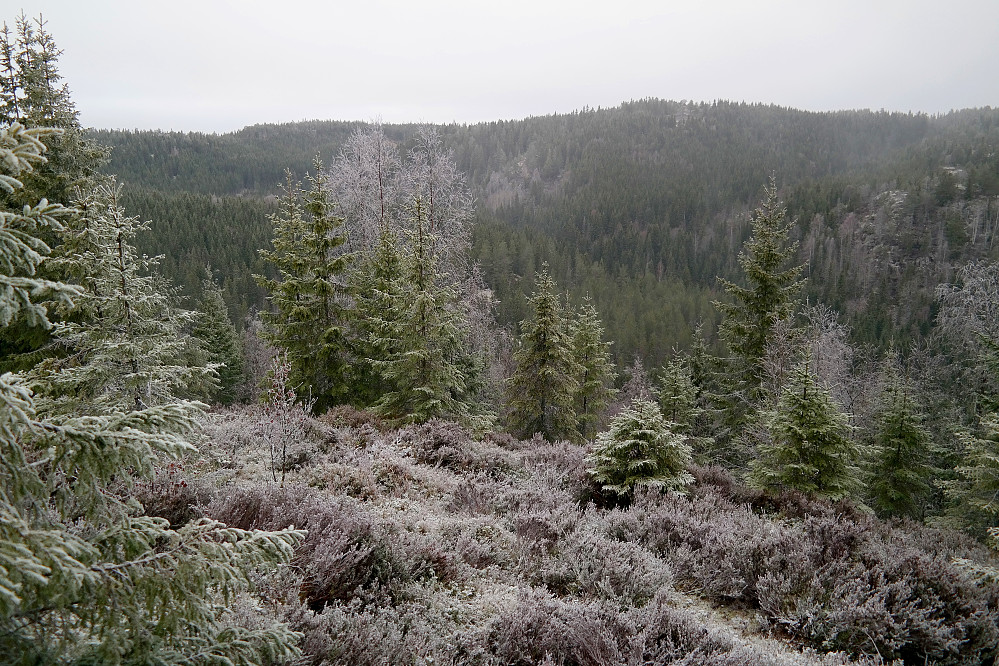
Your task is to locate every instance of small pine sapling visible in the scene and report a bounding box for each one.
[587,398,693,497]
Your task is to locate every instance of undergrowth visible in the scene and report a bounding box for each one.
[136,406,999,665]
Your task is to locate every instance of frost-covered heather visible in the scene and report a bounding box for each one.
[156,406,999,665]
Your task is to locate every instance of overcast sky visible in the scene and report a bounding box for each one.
[10,0,999,134]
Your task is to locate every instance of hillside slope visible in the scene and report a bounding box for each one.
[143,405,999,665]
[93,101,999,361]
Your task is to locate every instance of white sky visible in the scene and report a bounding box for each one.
[11,0,999,133]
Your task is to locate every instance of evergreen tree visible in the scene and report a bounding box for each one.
[194,273,245,405]
[507,264,581,441]
[571,295,616,440]
[0,119,304,664]
[866,360,934,519]
[940,413,999,538]
[749,363,862,501]
[587,398,694,497]
[350,222,405,407]
[0,13,105,208]
[256,162,352,412]
[716,177,804,408]
[657,355,698,433]
[372,198,476,424]
[0,15,105,367]
[27,178,215,415]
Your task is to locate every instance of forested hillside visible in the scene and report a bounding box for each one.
[96,103,999,362]
[5,13,999,664]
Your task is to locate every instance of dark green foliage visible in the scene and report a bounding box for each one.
[657,355,698,433]
[194,274,245,405]
[941,413,999,538]
[123,188,276,323]
[507,265,581,441]
[95,104,999,369]
[866,362,934,519]
[587,398,693,497]
[717,177,805,405]
[749,364,862,502]
[349,224,405,407]
[371,198,478,425]
[0,14,105,208]
[256,164,352,412]
[571,295,617,440]
[0,16,106,368]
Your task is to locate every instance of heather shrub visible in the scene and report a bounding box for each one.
[197,403,327,483]
[208,484,475,609]
[524,438,598,504]
[794,547,999,664]
[368,439,460,499]
[132,459,215,527]
[193,402,997,665]
[482,588,625,666]
[304,453,380,499]
[484,429,528,450]
[624,589,767,665]
[397,419,519,474]
[530,528,673,606]
[320,404,387,430]
[604,484,999,664]
[287,595,445,665]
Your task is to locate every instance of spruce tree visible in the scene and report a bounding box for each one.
[716,177,804,408]
[0,14,104,207]
[371,197,476,424]
[587,398,694,497]
[657,355,699,433]
[28,178,215,415]
[507,264,581,441]
[941,413,999,538]
[350,222,405,407]
[749,363,862,501]
[0,15,105,367]
[571,295,617,440]
[1,120,304,664]
[867,360,934,519]
[256,162,352,412]
[194,273,245,405]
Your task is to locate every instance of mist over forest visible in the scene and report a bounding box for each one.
[3,13,999,666]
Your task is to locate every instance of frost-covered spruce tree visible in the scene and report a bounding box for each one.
[0,15,105,369]
[26,177,215,415]
[587,398,693,497]
[256,162,352,412]
[749,363,862,501]
[571,295,616,440]
[0,121,304,664]
[866,359,934,519]
[372,197,477,425]
[194,273,245,405]
[507,264,581,442]
[0,14,105,209]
